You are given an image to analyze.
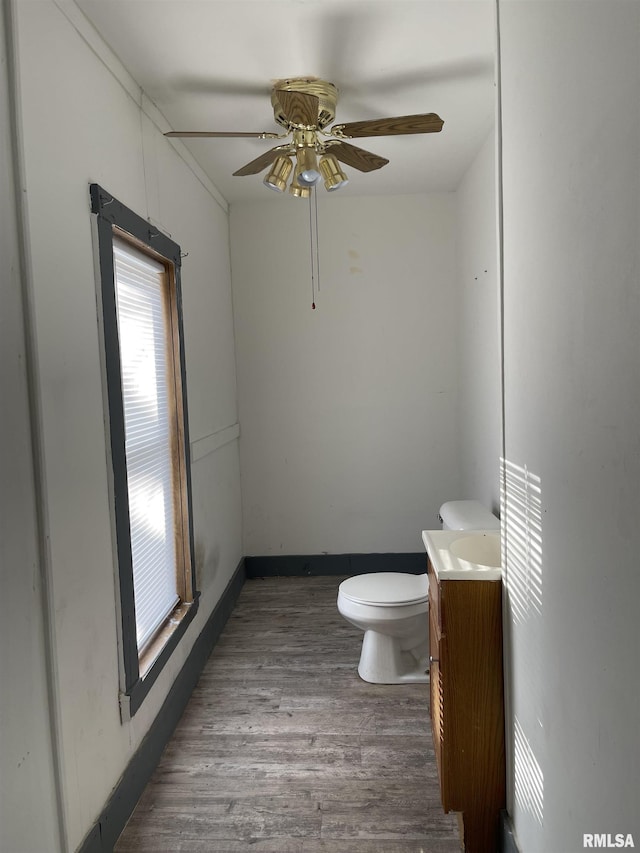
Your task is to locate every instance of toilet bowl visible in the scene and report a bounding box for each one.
[337,572,429,683]
[337,500,499,684]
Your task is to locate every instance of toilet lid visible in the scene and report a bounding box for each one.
[339,572,428,606]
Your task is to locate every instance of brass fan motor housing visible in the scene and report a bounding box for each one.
[271,77,338,130]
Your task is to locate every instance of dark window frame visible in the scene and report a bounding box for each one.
[90,184,199,717]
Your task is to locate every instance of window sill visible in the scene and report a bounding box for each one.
[122,592,200,719]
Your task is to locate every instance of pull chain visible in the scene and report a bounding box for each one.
[308,188,316,309]
[308,187,320,309]
[314,186,321,294]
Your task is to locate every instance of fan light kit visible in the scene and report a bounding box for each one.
[165,78,444,306]
[165,77,443,195]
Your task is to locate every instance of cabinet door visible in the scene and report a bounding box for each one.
[429,599,449,809]
[441,578,506,850]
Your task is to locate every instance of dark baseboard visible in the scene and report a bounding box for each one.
[499,810,521,853]
[77,558,246,853]
[245,552,426,578]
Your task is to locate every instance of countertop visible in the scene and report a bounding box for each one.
[421,529,502,581]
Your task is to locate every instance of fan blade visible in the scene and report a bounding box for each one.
[276,89,319,127]
[233,146,290,177]
[333,113,444,138]
[165,131,278,138]
[329,141,389,173]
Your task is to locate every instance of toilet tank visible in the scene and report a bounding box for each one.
[439,500,500,531]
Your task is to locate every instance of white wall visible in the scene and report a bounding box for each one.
[13,2,242,849]
[499,2,640,850]
[0,5,61,849]
[456,128,501,513]
[231,193,460,555]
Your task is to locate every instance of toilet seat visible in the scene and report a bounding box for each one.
[339,572,428,607]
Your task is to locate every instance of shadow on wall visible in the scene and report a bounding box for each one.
[195,539,221,591]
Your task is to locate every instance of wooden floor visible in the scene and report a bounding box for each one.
[115,575,461,853]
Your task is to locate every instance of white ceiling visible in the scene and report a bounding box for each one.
[77,0,496,204]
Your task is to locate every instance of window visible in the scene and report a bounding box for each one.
[91,185,198,717]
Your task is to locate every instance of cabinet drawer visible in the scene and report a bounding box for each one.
[427,558,440,627]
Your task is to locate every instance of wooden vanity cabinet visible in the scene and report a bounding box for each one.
[428,558,506,853]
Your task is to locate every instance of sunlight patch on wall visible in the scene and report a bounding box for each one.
[500,458,543,624]
[514,716,544,826]
[501,458,545,834]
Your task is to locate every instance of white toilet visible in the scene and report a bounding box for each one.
[336,500,500,684]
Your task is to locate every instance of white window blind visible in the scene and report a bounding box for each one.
[113,238,179,653]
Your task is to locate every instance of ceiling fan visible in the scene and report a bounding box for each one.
[164,77,443,196]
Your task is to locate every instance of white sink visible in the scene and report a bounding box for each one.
[449,533,501,571]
